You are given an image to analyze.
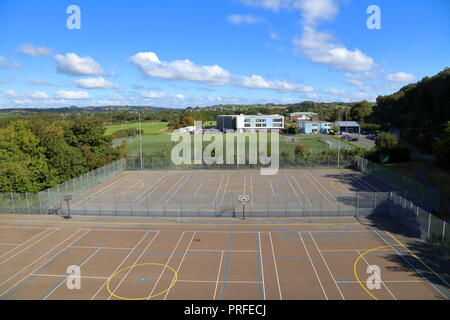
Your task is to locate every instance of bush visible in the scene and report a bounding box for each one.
[295,144,309,157]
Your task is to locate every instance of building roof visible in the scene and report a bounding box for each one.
[335,121,360,127]
[289,112,317,116]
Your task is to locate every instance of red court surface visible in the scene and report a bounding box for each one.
[0,214,448,300]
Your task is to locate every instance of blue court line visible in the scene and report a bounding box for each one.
[220,232,233,300]
[255,233,263,300]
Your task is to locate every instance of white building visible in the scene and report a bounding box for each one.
[217,114,284,133]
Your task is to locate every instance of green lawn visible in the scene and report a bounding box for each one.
[104,122,168,136]
[382,161,426,181]
[125,133,333,157]
[428,167,450,203]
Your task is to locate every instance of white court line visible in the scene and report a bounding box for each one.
[290,175,313,206]
[258,232,266,300]
[309,232,345,300]
[213,251,224,300]
[163,174,192,206]
[163,232,197,300]
[134,174,171,205]
[0,229,58,266]
[250,175,254,206]
[298,232,328,300]
[80,228,146,233]
[142,231,187,299]
[211,174,226,206]
[193,174,207,197]
[269,232,283,300]
[69,246,135,250]
[0,228,56,260]
[181,280,262,284]
[189,249,258,253]
[0,229,89,297]
[306,173,336,205]
[91,230,157,300]
[284,174,303,206]
[268,178,276,196]
[357,249,397,300]
[219,175,231,207]
[43,247,102,300]
[188,231,270,234]
[320,249,395,252]
[351,174,380,192]
[31,274,109,280]
[154,175,187,206]
[107,231,160,300]
[336,280,426,284]
[0,226,48,229]
[373,230,448,300]
[73,173,130,206]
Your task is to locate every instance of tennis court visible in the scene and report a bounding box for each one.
[66,168,391,217]
[0,215,448,300]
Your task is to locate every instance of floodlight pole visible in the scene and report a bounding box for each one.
[242,203,245,220]
[139,113,144,170]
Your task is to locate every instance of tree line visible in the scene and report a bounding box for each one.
[0,115,127,193]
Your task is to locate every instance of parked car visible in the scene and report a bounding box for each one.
[367,133,378,140]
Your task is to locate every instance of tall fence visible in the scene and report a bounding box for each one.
[352,156,440,212]
[321,135,357,151]
[0,155,448,246]
[388,192,449,246]
[0,159,127,215]
[126,154,355,171]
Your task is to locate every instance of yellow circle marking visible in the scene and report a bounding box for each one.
[353,245,400,300]
[106,263,178,300]
[218,183,253,193]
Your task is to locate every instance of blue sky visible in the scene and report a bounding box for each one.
[0,0,449,109]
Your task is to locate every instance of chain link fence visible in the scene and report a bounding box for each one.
[352,156,440,212]
[321,135,357,151]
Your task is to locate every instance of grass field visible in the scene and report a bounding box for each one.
[125,133,338,157]
[105,122,168,136]
[428,166,450,203]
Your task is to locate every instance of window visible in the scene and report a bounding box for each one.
[244,123,251,127]
[273,118,283,123]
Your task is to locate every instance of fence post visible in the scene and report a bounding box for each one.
[26,192,30,215]
[427,213,431,239]
[11,192,15,214]
[38,192,42,215]
[442,221,446,243]
[355,193,359,217]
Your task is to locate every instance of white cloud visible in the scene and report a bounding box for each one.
[141,91,166,99]
[240,75,314,93]
[18,44,52,57]
[28,79,59,87]
[240,0,290,11]
[227,14,264,25]
[75,77,118,89]
[293,0,338,25]
[130,52,233,85]
[295,26,374,72]
[54,53,103,75]
[386,72,415,83]
[1,57,21,69]
[3,90,48,99]
[55,90,90,100]
[175,94,185,100]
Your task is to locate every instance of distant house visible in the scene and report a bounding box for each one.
[289,112,318,121]
[176,126,202,134]
[335,121,361,134]
[217,114,284,133]
[297,120,332,134]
